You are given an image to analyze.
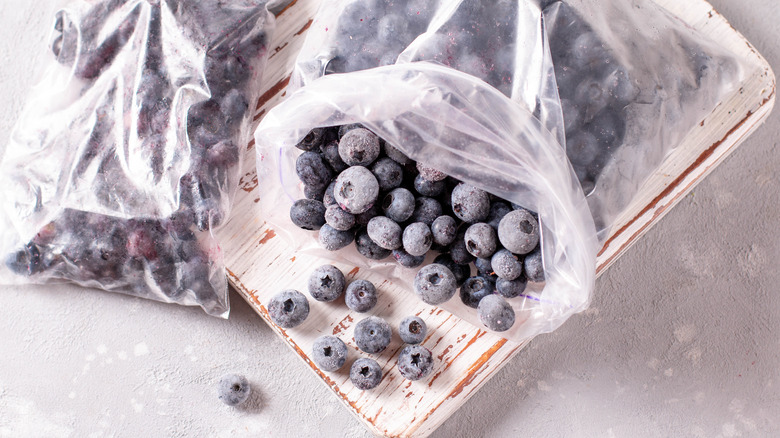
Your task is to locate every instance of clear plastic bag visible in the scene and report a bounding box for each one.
[0,0,274,316]
[542,0,746,239]
[255,0,598,341]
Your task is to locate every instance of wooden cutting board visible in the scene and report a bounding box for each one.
[215,1,776,436]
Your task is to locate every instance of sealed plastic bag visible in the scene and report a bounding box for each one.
[255,0,599,341]
[541,0,745,239]
[0,0,274,316]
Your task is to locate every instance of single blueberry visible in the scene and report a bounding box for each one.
[296,128,327,151]
[354,227,392,260]
[411,197,442,226]
[382,188,416,223]
[566,131,600,167]
[334,166,380,214]
[325,204,356,231]
[496,276,527,299]
[268,289,310,328]
[321,140,349,173]
[413,174,446,197]
[383,141,410,165]
[319,224,355,251]
[296,151,333,190]
[354,316,392,354]
[312,335,348,372]
[397,345,434,381]
[464,223,498,259]
[403,222,433,257]
[367,216,403,250]
[217,374,251,407]
[399,316,427,344]
[350,358,383,390]
[392,248,426,268]
[451,183,490,223]
[431,215,457,247]
[413,263,457,305]
[478,294,516,332]
[486,201,512,230]
[448,227,475,265]
[371,157,404,192]
[308,265,346,302]
[491,249,523,281]
[498,209,540,255]
[290,199,327,231]
[345,279,378,313]
[339,128,381,166]
[460,276,495,309]
[524,245,545,283]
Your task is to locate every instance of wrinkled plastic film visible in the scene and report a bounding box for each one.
[256,63,599,341]
[0,0,275,316]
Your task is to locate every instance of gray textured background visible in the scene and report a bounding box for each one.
[1,1,778,437]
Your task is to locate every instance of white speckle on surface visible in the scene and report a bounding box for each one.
[686,347,703,364]
[96,344,108,355]
[105,358,113,365]
[68,392,75,399]
[85,354,96,362]
[131,398,144,413]
[134,343,149,356]
[664,368,674,377]
[722,422,740,437]
[537,381,552,392]
[647,358,660,370]
[674,323,698,343]
[0,395,73,437]
[117,351,128,360]
[184,345,194,354]
[691,425,707,437]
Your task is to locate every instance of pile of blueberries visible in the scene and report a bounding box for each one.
[6,1,268,308]
[289,124,545,333]
[267,265,433,390]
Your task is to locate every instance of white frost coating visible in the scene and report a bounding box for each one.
[0,395,73,437]
[96,344,108,355]
[134,343,149,356]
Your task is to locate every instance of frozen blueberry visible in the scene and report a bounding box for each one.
[296,128,327,151]
[477,295,515,332]
[290,199,327,230]
[220,89,249,126]
[323,182,337,207]
[464,223,498,259]
[431,215,457,247]
[321,140,349,173]
[474,257,493,277]
[451,183,490,223]
[433,254,470,286]
[496,276,527,299]
[413,263,457,305]
[377,13,409,45]
[338,123,363,139]
[354,203,381,226]
[574,76,609,121]
[339,128,381,166]
[392,248,425,268]
[354,227,392,260]
[296,151,333,190]
[354,316,392,354]
[403,222,433,257]
[350,358,383,390]
[449,227,475,265]
[325,204,356,231]
[383,141,410,165]
[413,174,446,197]
[411,197,442,226]
[382,188,415,223]
[345,279,378,313]
[268,289,310,328]
[567,131,600,167]
[304,184,326,201]
[397,345,434,381]
[524,245,544,283]
[486,201,512,230]
[491,249,523,281]
[416,162,447,182]
[319,224,355,251]
[460,276,495,309]
[588,108,624,148]
[498,209,539,255]
[312,335,348,372]
[308,264,346,302]
[399,316,427,344]
[217,374,251,407]
[334,166,379,214]
[371,157,403,192]
[367,216,403,250]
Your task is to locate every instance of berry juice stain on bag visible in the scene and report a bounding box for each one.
[0,0,275,316]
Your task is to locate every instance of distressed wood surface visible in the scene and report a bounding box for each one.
[215,1,776,437]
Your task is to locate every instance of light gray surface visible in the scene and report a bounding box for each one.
[1,1,778,437]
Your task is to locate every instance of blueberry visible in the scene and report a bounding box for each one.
[416,162,447,182]
[588,108,624,148]
[312,335,348,372]
[496,276,527,299]
[319,224,355,251]
[345,279,378,313]
[413,174,446,197]
[411,197,442,226]
[304,184,326,201]
[524,245,545,283]
[350,358,383,390]
[290,199,327,231]
[382,187,416,223]
[403,222,433,257]
[392,248,426,268]
[220,89,248,126]
[339,128,381,166]
[498,209,540,255]
[323,182,338,207]
[296,128,327,151]
[383,141,410,165]
[308,265,346,302]
[399,316,427,344]
[451,183,490,223]
[354,316,392,354]
[486,201,512,230]
[296,151,333,190]
[560,98,583,135]
[491,249,523,281]
[433,254,470,286]
[325,204,356,231]
[268,289,310,328]
[354,227,392,260]
[377,14,409,45]
[414,263,457,305]
[367,216,403,250]
[334,166,380,214]
[371,157,404,191]
[460,276,495,309]
[217,374,251,407]
[566,131,600,167]
[355,203,381,226]
[464,223,498,259]
[431,215,457,247]
[338,123,364,139]
[397,345,434,381]
[448,227,475,265]
[478,295,516,332]
[321,140,349,173]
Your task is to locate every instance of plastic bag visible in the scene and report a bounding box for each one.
[0,0,274,316]
[542,0,746,239]
[255,0,598,341]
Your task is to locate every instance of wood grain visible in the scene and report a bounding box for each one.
[215,1,776,437]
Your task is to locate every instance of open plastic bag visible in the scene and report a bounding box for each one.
[542,0,745,239]
[255,0,599,341]
[0,0,274,316]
